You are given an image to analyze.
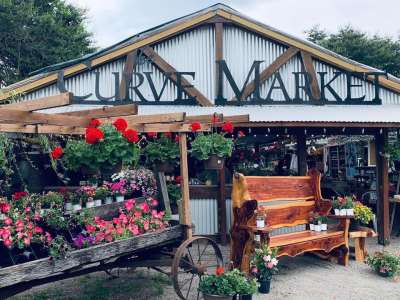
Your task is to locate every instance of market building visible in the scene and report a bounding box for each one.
[2,3,400,245]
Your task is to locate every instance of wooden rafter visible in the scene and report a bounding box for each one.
[215,22,224,99]
[300,51,321,101]
[230,47,299,101]
[0,93,73,112]
[60,104,138,118]
[141,46,213,107]
[118,50,138,100]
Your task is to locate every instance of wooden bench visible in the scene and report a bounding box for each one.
[349,226,377,261]
[230,170,350,273]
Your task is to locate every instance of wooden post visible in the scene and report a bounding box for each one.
[297,131,307,176]
[215,22,223,98]
[375,129,390,245]
[156,172,171,216]
[179,133,192,239]
[217,167,228,245]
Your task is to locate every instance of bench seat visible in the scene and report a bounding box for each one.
[269,230,344,248]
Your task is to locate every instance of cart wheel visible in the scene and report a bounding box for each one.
[172,236,223,300]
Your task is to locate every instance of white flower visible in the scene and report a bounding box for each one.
[272,258,278,266]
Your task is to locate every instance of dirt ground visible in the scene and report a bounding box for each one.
[11,236,400,300]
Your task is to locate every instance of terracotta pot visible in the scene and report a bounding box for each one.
[153,161,174,173]
[203,293,233,300]
[204,155,224,170]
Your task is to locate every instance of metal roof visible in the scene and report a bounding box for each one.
[138,105,400,124]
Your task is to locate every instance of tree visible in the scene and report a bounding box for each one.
[305,25,400,77]
[0,0,95,87]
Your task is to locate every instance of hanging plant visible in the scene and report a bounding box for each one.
[142,133,179,171]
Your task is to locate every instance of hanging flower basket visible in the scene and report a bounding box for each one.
[153,161,175,173]
[204,154,225,170]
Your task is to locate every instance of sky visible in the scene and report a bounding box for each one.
[67,0,400,49]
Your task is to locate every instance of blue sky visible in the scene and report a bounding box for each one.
[67,0,400,48]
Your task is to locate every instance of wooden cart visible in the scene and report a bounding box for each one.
[0,93,249,299]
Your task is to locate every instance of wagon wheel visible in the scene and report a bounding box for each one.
[172,236,223,300]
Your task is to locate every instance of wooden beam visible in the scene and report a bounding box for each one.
[185,114,249,123]
[230,47,299,101]
[215,22,224,99]
[118,50,137,100]
[179,133,192,239]
[300,51,321,101]
[141,46,213,107]
[235,121,400,128]
[0,93,73,111]
[60,104,137,118]
[296,131,307,175]
[217,167,228,245]
[103,112,185,125]
[375,129,390,245]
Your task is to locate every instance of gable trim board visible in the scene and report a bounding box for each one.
[1,4,400,102]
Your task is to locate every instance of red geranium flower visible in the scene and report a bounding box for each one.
[222,121,234,134]
[88,118,101,128]
[13,191,28,201]
[147,132,157,138]
[190,122,201,132]
[164,132,172,138]
[174,135,180,143]
[175,176,182,184]
[123,129,139,143]
[216,266,225,276]
[51,146,63,160]
[113,118,128,132]
[85,127,104,144]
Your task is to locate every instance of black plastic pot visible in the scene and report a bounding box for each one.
[258,279,271,294]
[204,155,224,170]
[349,219,360,231]
[153,161,174,173]
[239,294,252,300]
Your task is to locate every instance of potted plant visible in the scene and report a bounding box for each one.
[94,186,108,207]
[314,215,321,232]
[167,183,181,214]
[77,186,96,208]
[352,202,374,230]
[332,196,347,215]
[190,120,234,170]
[308,212,315,231]
[142,134,179,173]
[71,193,82,212]
[344,196,354,216]
[320,215,328,231]
[111,168,158,198]
[250,244,279,294]
[62,192,73,212]
[58,118,140,177]
[366,251,400,278]
[234,270,258,300]
[198,266,237,300]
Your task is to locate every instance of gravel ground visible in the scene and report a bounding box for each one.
[11,236,400,300]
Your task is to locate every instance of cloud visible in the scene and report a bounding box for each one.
[67,0,400,48]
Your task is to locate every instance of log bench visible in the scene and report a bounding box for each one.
[230,170,350,273]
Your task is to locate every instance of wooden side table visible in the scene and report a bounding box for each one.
[349,226,377,261]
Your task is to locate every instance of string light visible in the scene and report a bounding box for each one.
[362,128,365,134]
[323,128,326,134]
[342,127,346,133]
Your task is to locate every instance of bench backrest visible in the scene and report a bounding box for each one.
[232,170,322,229]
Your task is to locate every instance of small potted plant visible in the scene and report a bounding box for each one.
[77,186,96,208]
[198,266,237,300]
[190,120,234,170]
[250,244,279,294]
[344,196,354,216]
[235,270,258,300]
[109,180,127,202]
[255,207,265,229]
[308,212,315,231]
[366,251,400,278]
[143,133,179,173]
[71,193,82,212]
[320,215,328,231]
[62,192,73,212]
[352,202,374,230]
[94,186,108,207]
[314,215,322,232]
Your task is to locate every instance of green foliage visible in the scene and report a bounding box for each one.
[354,203,374,224]
[49,236,71,260]
[0,133,14,194]
[198,271,236,296]
[143,135,179,165]
[42,208,68,230]
[41,192,64,209]
[0,0,94,86]
[63,125,140,172]
[94,186,109,200]
[167,184,181,205]
[305,25,400,77]
[190,133,233,161]
[228,269,258,295]
[366,251,400,277]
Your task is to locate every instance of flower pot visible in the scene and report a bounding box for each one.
[203,293,233,300]
[154,161,174,173]
[72,204,82,212]
[309,224,315,231]
[339,209,347,216]
[204,155,224,170]
[116,195,125,203]
[64,202,72,211]
[377,270,393,277]
[258,279,271,294]
[334,209,340,215]
[349,219,360,231]
[94,199,102,207]
[314,225,321,232]
[239,295,252,300]
[346,209,354,216]
[85,201,95,209]
[321,224,327,231]
[105,197,113,204]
